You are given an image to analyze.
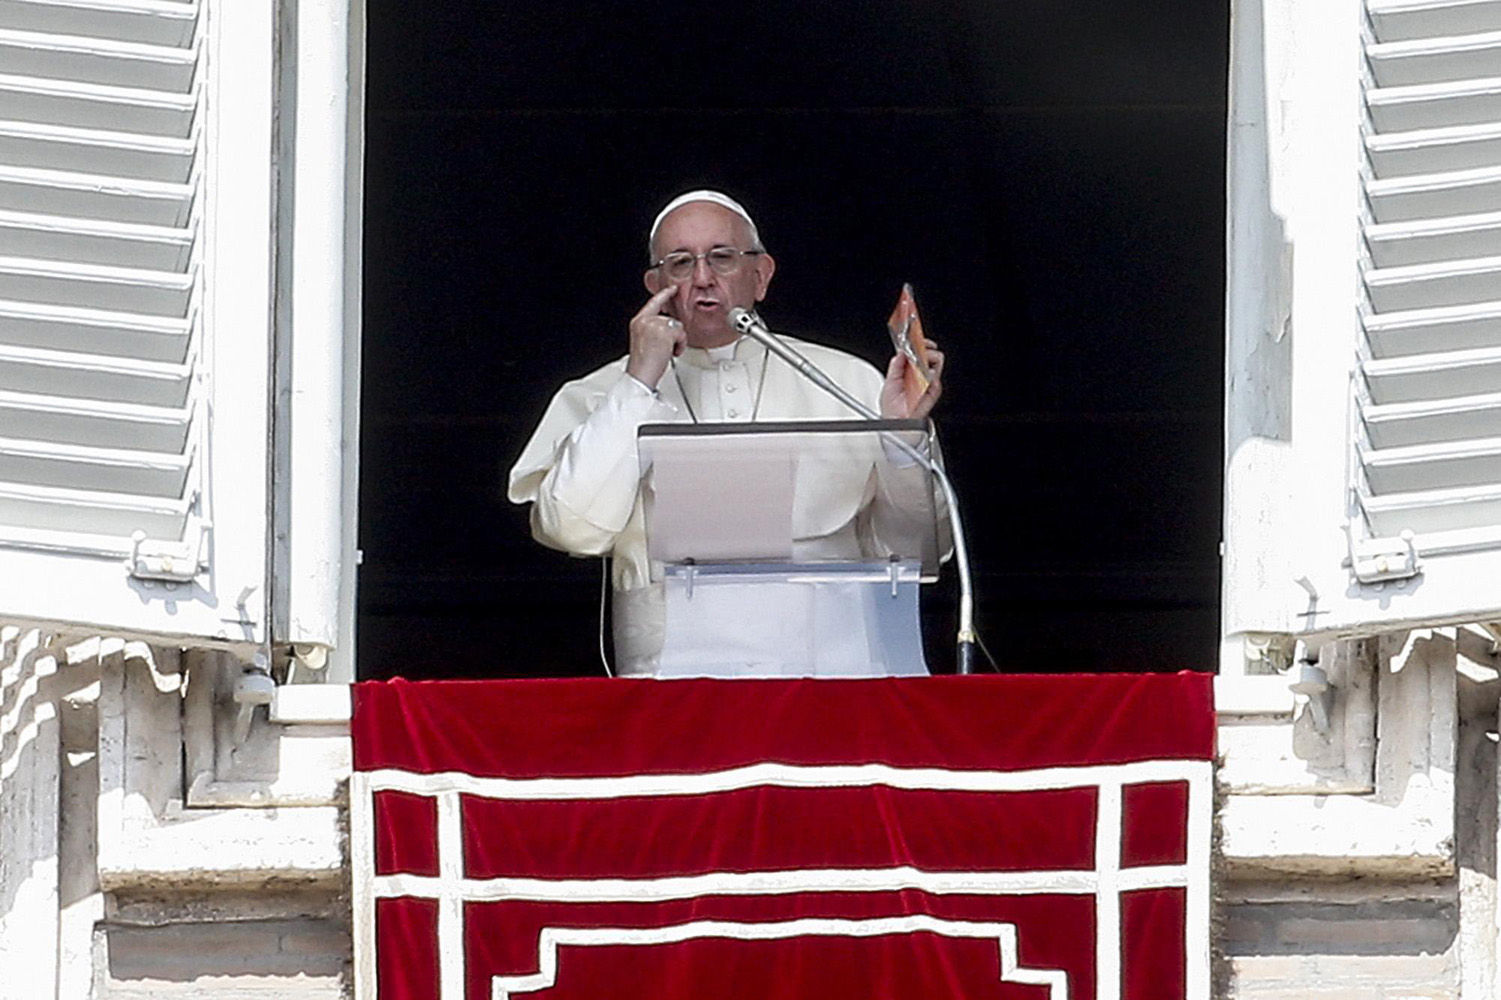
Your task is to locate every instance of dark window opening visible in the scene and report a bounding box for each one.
[359,3,1230,679]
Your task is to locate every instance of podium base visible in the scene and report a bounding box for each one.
[657,561,928,678]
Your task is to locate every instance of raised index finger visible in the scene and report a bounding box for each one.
[634,283,678,321]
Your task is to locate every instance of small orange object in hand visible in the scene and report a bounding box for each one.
[886,283,932,413]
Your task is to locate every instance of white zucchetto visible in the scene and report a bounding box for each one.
[648,190,761,253]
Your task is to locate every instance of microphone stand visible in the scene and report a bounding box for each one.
[730,308,980,674]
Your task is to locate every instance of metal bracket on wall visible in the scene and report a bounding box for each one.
[1289,639,1335,734]
[1348,529,1420,585]
[231,650,274,745]
[127,528,204,584]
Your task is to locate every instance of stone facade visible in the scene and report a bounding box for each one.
[5,624,1498,997]
[1222,628,1498,997]
[0,629,349,1000]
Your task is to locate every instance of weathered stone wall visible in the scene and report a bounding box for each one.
[1221,629,1498,998]
[96,889,346,999]
[0,629,349,1000]
[1225,885,1460,998]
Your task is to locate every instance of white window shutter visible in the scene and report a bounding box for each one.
[1224,0,1501,653]
[0,0,274,645]
[273,0,361,682]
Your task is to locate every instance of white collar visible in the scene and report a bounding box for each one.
[681,335,749,367]
[705,339,742,363]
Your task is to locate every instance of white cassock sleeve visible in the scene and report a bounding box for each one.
[507,369,677,556]
[862,432,954,565]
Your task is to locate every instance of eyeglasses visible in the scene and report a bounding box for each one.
[650,247,764,282]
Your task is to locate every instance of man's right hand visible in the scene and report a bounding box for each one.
[625,285,686,389]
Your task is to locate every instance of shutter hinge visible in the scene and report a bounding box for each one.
[128,529,203,583]
[1348,529,1420,585]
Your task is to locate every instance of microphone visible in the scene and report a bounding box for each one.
[730,308,881,421]
[729,307,982,675]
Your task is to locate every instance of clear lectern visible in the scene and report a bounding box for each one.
[638,420,945,677]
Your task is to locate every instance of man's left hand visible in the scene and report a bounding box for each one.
[879,342,945,420]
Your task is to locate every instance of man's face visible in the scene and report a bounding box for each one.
[644,202,776,348]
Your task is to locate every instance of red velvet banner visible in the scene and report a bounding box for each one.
[352,674,1214,1000]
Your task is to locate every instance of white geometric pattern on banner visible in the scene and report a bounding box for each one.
[490,917,1069,1000]
[350,759,1214,1000]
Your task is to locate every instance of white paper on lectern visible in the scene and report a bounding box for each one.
[642,434,795,563]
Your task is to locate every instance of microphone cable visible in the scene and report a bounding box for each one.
[597,557,614,677]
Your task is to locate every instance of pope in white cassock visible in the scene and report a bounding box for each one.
[508,191,947,675]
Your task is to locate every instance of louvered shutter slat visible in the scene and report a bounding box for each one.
[1367,255,1501,309]
[1369,79,1501,131]
[1362,436,1501,488]
[1364,346,1501,401]
[0,395,188,453]
[0,209,190,268]
[1371,0,1501,39]
[1369,30,1501,85]
[1364,300,1501,354]
[0,301,187,361]
[0,258,191,314]
[0,74,195,136]
[0,345,187,404]
[0,437,186,494]
[1363,391,1501,445]
[1368,167,1501,221]
[0,167,191,224]
[1370,132,1501,179]
[0,482,186,535]
[0,27,196,90]
[1367,211,1501,265]
[0,121,195,180]
[0,0,197,48]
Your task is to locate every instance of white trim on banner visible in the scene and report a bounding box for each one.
[362,758,1206,799]
[373,861,1193,903]
[490,916,1069,1000]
